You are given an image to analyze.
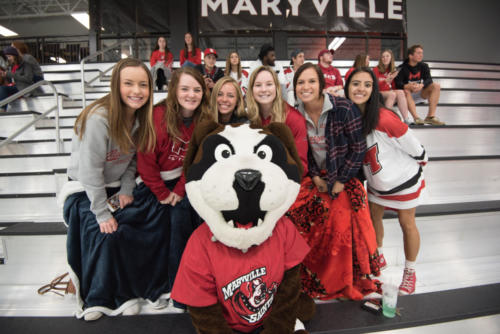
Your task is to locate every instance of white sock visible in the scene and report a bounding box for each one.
[377,247,384,255]
[405,260,416,271]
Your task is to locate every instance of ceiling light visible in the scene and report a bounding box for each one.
[71,12,89,30]
[0,25,18,37]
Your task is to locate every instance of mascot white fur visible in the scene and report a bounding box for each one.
[171,121,315,334]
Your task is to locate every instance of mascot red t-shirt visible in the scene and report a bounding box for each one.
[172,217,309,332]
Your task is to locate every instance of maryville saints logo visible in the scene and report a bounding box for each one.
[221,267,278,324]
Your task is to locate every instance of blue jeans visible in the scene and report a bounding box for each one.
[0,85,19,110]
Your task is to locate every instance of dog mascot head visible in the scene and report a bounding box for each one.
[184,121,303,252]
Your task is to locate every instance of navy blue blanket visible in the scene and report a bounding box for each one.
[64,181,198,315]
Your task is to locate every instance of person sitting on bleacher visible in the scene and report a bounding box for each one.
[0,46,36,112]
[344,53,370,82]
[395,45,445,125]
[248,44,287,90]
[224,51,249,95]
[317,48,344,97]
[179,32,201,67]
[149,36,173,91]
[11,41,44,83]
[373,49,412,124]
[195,48,224,90]
[284,48,305,106]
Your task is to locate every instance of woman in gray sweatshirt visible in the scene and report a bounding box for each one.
[60,58,171,321]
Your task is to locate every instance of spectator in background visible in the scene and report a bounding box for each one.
[180,32,201,67]
[224,51,249,95]
[248,44,287,93]
[0,46,35,111]
[150,36,173,91]
[284,48,305,106]
[344,53,370,82]
[395,45,444,125]
[317,49,344,97]
[195,48,224,90]
[373,49,411,124]
[11,41,44,82]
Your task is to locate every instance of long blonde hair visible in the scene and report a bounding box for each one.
[377,49,396,73]
[246,66,286,126]
[74,58,155,153]
[224,51,242,79]
[209,76,245,123]
[164,67,212,141]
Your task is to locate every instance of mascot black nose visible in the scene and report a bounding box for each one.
[235,169,262,191]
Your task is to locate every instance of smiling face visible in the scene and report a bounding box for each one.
[177,73,203,117]
[381,51,392,67]
[295,67,321,105]
[252,70,277,109]
[348,71,373,112]
[409,47,424,64]
[119,66,150,115]
[217,82,238,117]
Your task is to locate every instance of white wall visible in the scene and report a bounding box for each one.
[406,0,500,63]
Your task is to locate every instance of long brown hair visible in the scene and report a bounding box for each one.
[353,54,369,68]
[224,51,242,79]
[209,76,245,123]
[164,67,211,141]
[74,58,156,153]
[377,49,396,73]
[183,32,198,58]
[246,66,286,126]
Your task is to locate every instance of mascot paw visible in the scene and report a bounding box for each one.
[297,292,316,322]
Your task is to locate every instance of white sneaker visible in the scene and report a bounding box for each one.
[122,302,140,316]
[84,311,103,321]
[148,298,168,310]
[166,298,186,313]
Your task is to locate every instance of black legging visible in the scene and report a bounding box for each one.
[156,69,167,90]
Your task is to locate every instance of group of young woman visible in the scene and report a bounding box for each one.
[63,49,426,321]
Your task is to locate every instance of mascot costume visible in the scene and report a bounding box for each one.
[171,121,316,333]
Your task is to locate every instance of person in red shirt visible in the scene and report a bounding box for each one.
[246,66,308,177]
[373,49,411,124]
[344,53,370,82]
[150,36,173,91]
[179,32,201,67]
[137,67,212,312]
[317,48,344,97]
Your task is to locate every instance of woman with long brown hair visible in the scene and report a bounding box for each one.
[179,32,201,66]
[137,66,211,312]
[224,51,249,95]
[61,58,165,321]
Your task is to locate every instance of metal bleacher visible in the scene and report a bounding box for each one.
[0,59,499,332]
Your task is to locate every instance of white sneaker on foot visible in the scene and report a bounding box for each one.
[122,302,140,316]
[84,311,103,321]
[166,298,186,313]
[148,298,168,310]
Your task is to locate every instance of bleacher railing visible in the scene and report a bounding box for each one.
[0,80,63,153]
[80,41,131,108]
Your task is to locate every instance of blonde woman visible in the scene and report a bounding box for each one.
[373,49,411,124]
[62,58,160,321]
[210,76,248,124]
[246,65,308,176]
